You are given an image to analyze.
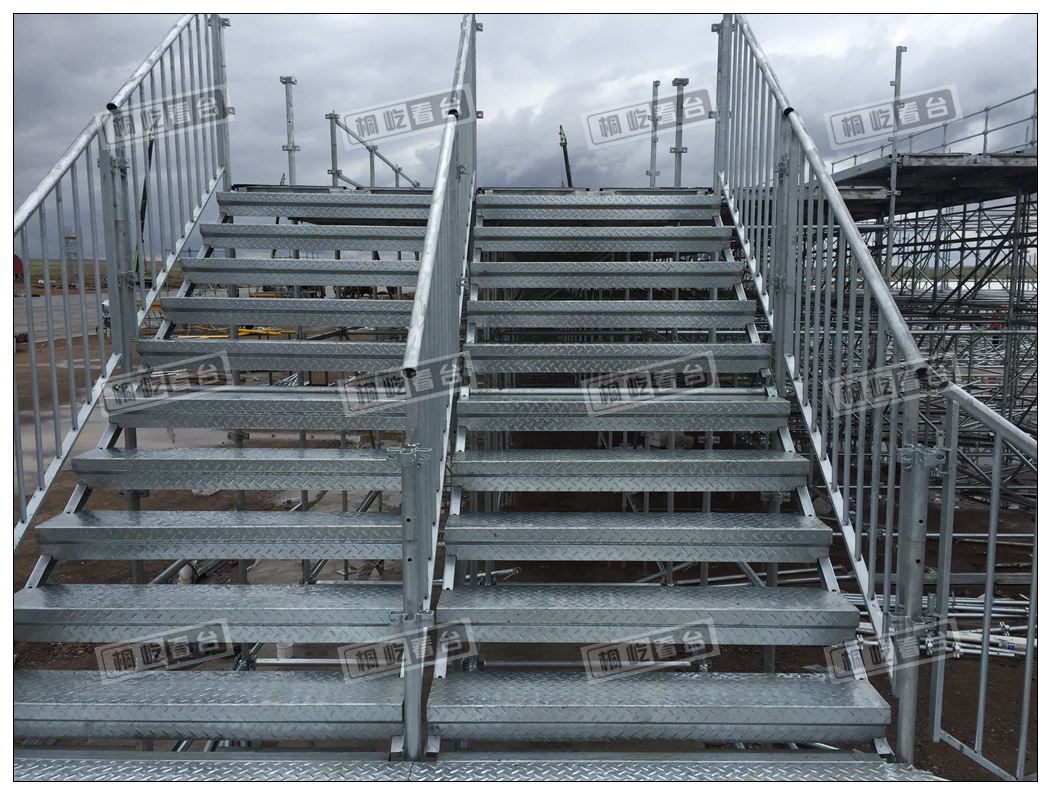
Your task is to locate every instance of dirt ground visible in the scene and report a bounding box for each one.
[11,338,1037,781]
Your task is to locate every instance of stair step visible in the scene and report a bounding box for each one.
[217,189,432,220]
[181,258,420,288]
[108,387,403,430]
[443,511,831,562]
[457,388,787,432]
[72,447,400,492]
[137,339,405,373]
[469,260,741,290]
[466,300,754,329]
[428,671,890,744]
[14,583,401,643]
[464,343,770,374]
[451,449,807,492]
[13,749,943,781]
[436,584,858,644]
[477,192,721,208]
[36,510,403,560]
[14,670,403,741]
[161,297,412,328]
[474,226,731,253]
[201,223,426,252]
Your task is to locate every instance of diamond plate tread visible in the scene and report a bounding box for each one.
[14,583,402,643]
[477,207,718,222]
[428,672,890,743]
[476,193,721,207]
[217,190,432,219]
[111,387,404,431]
[12,750,943,782]
[475,226,731,254]
[72,447,401,492]
[182,258,421,288]
[411,754,944,782]
[137,339,405,373]
[14,670,403,741]
[458,389,787,432]
[470,260,741,289]
[436,584,858,645]
[36,510,403,560]
[464,343,770,374]
[451,448,807,493]
[161,297,412,328]
[442,511,830,562]
[466,300,754,329]
[200,223,426,252]
[14,750,414,782]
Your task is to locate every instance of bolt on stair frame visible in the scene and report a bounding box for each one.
[13,14,232,551]
[713,14,1036,778]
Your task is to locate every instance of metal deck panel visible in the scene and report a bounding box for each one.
[161,297,412,328]
[72,447,400,492]
[14,670,403,741]
[200,223,426,252]
[476,193,721,207]
[457,389,787,432]
[443,511,831,562]
[466,300,755,329]
[181,259,420,288]
[217,190,432,220]
[464,342,770,374]
[14,583,403,643]
[468,260,741,289]
[477,207,718,222]
[436,584,858,645]
[36,510,403,561]
[474,226,732,253]
[137,339,405,373]
[451,448,807,492]
[428,671,890,743]
[110,388,404,430]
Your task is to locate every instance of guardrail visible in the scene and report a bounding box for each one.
[714,14,1036,777]
[13,14,232,551]
[396,13,477,761]
[831,88,1037,172]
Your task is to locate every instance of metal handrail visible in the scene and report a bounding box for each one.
[733,15,1036,459]
[14,14,196,234]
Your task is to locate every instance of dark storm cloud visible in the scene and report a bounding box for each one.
[13,13,1037,211]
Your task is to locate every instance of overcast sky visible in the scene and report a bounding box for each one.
[12,12,1038,213]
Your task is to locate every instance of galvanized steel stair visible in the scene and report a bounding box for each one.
[14,185,425,748]
[434,188,891,753]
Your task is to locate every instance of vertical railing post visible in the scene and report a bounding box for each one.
[671,78,689,188]
[648,80,660,189]
[770,119,794,395]
[281,76,299,186]
[326,112,340,187]
[894,382,943,766]
[712,17,731,190]
[211,15,233,190]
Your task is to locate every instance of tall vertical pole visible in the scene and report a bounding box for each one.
[885,46,906,279]
[712,16,731,191]
[648,81,660,189]
[212,16,233,190]
[280,76,299,186]
[326,112,340,187]
[671,77,689,188]
[558,126,573,188]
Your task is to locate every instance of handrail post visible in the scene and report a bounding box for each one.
[280,76,299,186]
[326,112,340,187]
[712,16,731,192]
[770,118,794,395]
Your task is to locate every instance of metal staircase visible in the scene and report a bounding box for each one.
[14,12,1034,782]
